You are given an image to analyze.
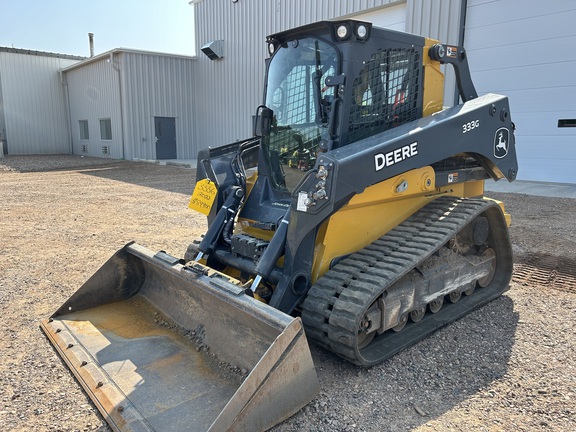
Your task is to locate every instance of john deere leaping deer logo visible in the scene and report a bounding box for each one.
[494,127,509,159]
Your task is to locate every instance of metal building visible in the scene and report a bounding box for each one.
[193,0,576,183]
[2,1,574,183]
[192,0,464,151]
[61,49,197,160]
[0,48,83,155]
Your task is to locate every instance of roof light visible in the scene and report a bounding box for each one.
[356,24,368,39]
[336,24,350,40]
[267,38,279,56]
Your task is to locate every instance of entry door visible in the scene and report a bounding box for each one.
[154,117,177,159]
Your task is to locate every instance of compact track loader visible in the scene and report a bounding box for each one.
[42,20,518,431]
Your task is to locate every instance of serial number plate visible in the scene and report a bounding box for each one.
[188,178,217,215]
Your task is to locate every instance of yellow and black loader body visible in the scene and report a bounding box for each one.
[194,20,517,361]
[43,20,518,431]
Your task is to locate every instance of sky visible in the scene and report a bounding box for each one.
[0,0,196,57]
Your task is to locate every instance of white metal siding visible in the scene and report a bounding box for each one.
[349,3,407,31]
[406,0,462,43]
[193,0,405,149]
[406,0,464,107]
[120,52,197,160]
[0,52,79,154]
[65,57,123,159]
[349,1,464,108]
[465,0,576,183]
[272,1,405,34]
[0,69,5,150]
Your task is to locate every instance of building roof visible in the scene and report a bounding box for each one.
[60,47,196,72]
[0,46,86,61]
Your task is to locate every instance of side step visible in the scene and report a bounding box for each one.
[41,242,319,432]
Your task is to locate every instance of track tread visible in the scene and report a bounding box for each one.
[301,196,511,366]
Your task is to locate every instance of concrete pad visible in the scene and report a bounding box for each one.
[485,179,576,199]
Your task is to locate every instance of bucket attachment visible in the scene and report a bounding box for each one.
[41,242,319,432]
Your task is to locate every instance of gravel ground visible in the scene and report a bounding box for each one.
[1,155,575,432]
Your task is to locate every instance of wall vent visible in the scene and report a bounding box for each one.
[81,145,88,153]
[102,146,110,155]
[201,40,224,60]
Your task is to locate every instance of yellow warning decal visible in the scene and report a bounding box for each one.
[188,178,217,215]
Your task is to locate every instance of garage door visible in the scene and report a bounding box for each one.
[464,0,576,183]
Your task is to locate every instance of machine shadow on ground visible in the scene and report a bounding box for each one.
[276,295,518,431]
[0,156,197,197]
[78,162,197,196]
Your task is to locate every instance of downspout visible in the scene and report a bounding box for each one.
[60,70,74,154]
[110,51,126,160]
[454,0,469,106]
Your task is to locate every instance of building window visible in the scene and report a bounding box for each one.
[79,120,89,140]
[100,118,112,140]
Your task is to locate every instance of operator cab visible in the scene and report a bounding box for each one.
[256,20,424,196]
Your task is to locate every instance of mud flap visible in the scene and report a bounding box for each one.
[41,242,319,432]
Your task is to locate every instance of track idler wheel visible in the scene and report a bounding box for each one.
[357,328,375,350]
[477,248,496,287]
[358,302,377,349]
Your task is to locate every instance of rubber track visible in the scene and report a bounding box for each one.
[301,196,510,366]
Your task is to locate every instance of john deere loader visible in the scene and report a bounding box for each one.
[42,20,518,431]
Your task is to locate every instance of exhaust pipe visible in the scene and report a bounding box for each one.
[88,33,94,57]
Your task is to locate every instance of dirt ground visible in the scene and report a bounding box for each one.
[1,155,575,432]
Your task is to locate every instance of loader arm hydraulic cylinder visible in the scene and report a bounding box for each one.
[197,186,244,257]
[250,210,291,292]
